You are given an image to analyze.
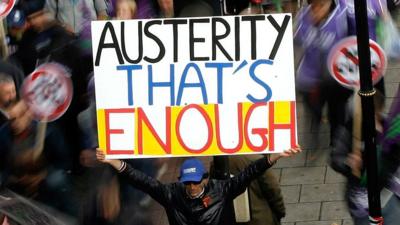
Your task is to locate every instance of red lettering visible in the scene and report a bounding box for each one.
[137,107,171,155]
[176,104,213,154]
[105,108,135,155]
[215,103,243,153]
[244,103,268,152]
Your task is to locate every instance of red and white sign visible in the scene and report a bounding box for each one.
[0,0,15,18]
[327,36,386,89]
[21,63,73,122]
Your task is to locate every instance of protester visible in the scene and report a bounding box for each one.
[96,147,301,225]
[294,0,352,151]
[44,0,108,34]
[229,155,286,225]
[330,91,400,225]
[115,0,137,19]
[20,0,91,172]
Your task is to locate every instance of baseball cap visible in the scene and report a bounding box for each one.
[179,158,206,183]
[22,0,46,17]
[7,9,25,28]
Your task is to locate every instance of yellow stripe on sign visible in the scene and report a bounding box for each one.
[274,101,291,124]
[97,109,106,151]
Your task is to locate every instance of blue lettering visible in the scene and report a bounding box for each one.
[148,64,175,106]
[176,63,208,105]
[246,59,273,103]
[117,65,143,106]
[205,62,233,104]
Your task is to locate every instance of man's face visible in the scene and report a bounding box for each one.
[184,180,205,198]
[27,10,48,32]
[0,81,16,109]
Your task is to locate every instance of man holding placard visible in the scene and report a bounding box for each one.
[96,147,301,225]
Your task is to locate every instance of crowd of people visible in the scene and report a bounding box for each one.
[0,0,399,225]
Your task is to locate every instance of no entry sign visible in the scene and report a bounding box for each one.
[327,36,386,89]
[21,63,73,122]
[0,0,15,18]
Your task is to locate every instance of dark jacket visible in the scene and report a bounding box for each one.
[119,157,273,225]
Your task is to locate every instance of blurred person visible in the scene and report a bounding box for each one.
[330,91,400,225]
[6,8,29,50]
[76,75,156,223]
[0,61,24,96]
[387,0,400,11]
[229,155,285,225]
[96,147,301,225]
[157,0,173,17]
[44,0,108,34]
[18,0,92,172]
[79,164,156,225]
[107,0,158,18]
[5,7,40,76]
[0,72,76,215]
[176,0,214,17]
[294,0,352,153]
[0,73,17,111]
[115,0,137,19]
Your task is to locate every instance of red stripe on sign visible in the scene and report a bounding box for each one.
[0,0,15,17]
[340,48,359,65]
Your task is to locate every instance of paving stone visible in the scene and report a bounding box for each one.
[384,97,399,114]
[297,133,331,150]
[275,151,307,168]
[282,202,321,222]
[320,201,351,220]
[385,83,400,98]
[296,221,342,225]
[300,184,345,202]
[342,219,355,225]
[280,167,326,185]
[296,111,330,134]
[281,185,301,203]
[306,148,330,166]
[384,68,400,82]
[297,115,312,134]
[325,167,347,184]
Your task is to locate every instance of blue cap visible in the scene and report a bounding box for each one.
[179,158,206,183]
[7,9,25,28]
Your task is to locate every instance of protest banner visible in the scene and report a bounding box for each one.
[92,14,297,158]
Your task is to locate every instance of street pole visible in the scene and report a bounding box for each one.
[353,0,383,224]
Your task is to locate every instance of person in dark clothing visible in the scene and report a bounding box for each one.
[330,92,400,225]
[16,0,92,173]
[96,147,301,225]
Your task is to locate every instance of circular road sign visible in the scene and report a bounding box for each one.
[0,0,15,18]
[327,36,386,89]
[21,63,73,122]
